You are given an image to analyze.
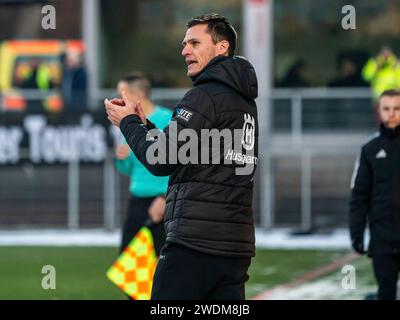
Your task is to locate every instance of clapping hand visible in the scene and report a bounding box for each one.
[104,91,147,127]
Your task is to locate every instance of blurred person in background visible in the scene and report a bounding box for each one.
[329,55,368,88]
[18,60,39,89]
[350,89,400,300]
[114,73,172,257]
[18,59,54,90]
[61,48,88,112]
[362,47,400,100]
[277,59,310,88]
[328,55,369,129]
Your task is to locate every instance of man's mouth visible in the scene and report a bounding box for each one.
[186,60,197,67]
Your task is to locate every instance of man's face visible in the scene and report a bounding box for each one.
[380,47,392,59]
[181,24,220,78]
[378,96,400,129]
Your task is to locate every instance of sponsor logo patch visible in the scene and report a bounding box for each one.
[376,149,387,159]
[175,107,193,123]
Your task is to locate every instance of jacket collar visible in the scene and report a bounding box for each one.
[190,56,229,83]
[380,123,400,139]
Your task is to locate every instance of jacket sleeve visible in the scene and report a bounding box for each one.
[119,88,215,177]
[349,147,371,241]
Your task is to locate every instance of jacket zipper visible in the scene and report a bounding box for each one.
[171,185,180,220]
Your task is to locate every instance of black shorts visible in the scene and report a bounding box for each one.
[120,195,166,256]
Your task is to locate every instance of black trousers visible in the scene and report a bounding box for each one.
[120,196,166,257]
[151,242,251,300]
[372,254,400,300]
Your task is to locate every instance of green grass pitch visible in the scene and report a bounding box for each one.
[0,246,375,300]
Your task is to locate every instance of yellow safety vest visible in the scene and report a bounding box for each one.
[362,54,400,99]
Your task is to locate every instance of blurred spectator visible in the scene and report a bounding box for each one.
[277,59,310,88]
[18,59,55,91]
[327,55,369,129]
[19,63,37,89]
[362,47,400,99]
[19,60,38,89]
[329,56,369,88]
[61,48,88,112]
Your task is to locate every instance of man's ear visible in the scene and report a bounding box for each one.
[216,40,230,56]
[138,91,146,101]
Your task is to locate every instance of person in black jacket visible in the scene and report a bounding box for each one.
[61,48,88,112]
[350,88,400,300]
[105,13,258,300]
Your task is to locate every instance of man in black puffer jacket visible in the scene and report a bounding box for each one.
[350,89,400,300]
[105,13,258,299]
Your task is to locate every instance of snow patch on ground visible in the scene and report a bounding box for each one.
[266,278,375,300]
[0,229,121,246]
[255,228,369,250]
[0,228,366,249]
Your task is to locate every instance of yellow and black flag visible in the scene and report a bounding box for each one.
[107,226,157,300]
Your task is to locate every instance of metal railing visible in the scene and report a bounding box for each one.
[0,148,121,230]
[263,88,376,230]
[0,87,378,230]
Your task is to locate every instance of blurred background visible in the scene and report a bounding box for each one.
[0,0,399,299]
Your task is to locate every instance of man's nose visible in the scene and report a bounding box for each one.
[182,45,190,57]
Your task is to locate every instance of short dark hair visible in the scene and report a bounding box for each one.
[119,72,151,99]
[380,89,400,99]
[186,13,237,56]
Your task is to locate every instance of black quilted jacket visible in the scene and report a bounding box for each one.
[120,55,259,257]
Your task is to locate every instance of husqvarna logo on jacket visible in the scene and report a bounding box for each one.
[241,113,255,151]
